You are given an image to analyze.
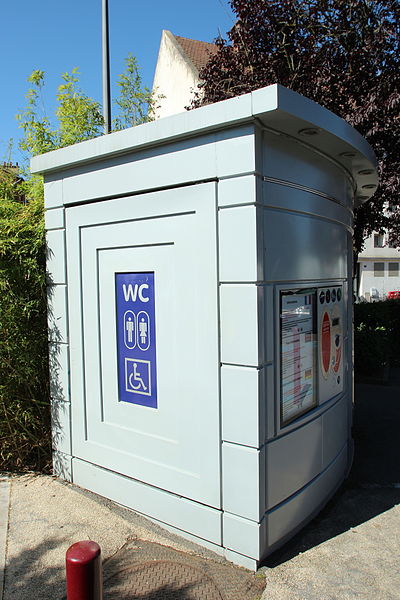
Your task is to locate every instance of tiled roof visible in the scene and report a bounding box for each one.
[174,35,218,72]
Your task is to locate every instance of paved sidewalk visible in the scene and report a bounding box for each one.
[0,383,399,599]
[0,475,264,600]
[261,485,400,599]
[0,477,9,600]
[260,382,400,599]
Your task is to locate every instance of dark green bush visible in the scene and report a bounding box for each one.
[0,183,51,471]
[354,299,400,378]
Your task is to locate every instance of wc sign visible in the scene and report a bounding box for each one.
[115,272,157,408]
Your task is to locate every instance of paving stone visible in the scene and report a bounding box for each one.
[103,540,265,600]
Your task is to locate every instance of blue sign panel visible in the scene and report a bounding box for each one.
[115,272,157,408]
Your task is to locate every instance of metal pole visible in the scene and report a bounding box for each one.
[102,0,111,134]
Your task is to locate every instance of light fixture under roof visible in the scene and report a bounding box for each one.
[339,151,356,158]
[362,184,377,190]
[358,169,374,175]
[298,127,319,136]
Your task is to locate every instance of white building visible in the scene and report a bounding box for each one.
[153,30,217,119]
[358,231,400,300]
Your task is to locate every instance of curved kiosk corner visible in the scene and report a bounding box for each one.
[32,84,378,570]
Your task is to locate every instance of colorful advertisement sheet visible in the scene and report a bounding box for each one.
[281,291,317,425]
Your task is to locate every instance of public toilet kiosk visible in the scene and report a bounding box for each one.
[31,84,378,569]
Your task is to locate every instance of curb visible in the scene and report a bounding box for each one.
[0,477,10,600]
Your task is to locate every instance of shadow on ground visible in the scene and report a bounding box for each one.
[4,382,398,597]
[351,382,400,486]
[3,537,66,600]
[262,382,400,568]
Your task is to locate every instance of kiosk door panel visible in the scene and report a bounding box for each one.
[66,183,221,507]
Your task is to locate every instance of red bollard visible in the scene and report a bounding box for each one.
[66,540,103,600]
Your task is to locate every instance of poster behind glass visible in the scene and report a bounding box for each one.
[280,290,317,426]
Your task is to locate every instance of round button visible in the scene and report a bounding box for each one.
[331,288,337,302]
[326,289,331,303]
[319,291,325,304]
[337,288,342,301]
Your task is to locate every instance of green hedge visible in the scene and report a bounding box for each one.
[354,299,400,378]
[0,190,51,471]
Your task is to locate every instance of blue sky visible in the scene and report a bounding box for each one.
[0,0,234,164]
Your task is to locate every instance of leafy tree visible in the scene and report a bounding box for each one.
[1,56,158,471]
[193,0,400,252]
[17,58,159,160]
[17,68,104,159]
[113,53,162,130]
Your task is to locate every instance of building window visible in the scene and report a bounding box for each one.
[374,262,385,277]
[388,263,399,277]
[374,234,384,248]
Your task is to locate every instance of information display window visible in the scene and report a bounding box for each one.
[280,290,318,426]
[317,286,344,403]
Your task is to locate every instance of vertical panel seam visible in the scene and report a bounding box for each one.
[215,180,225,546]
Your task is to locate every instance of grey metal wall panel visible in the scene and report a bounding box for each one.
[47,284,68,343]
[262,131,353,207]
[218,205,259,282]
[45,207,65,230]
[265,364,276,441]
[52,450,73,481]
[260,285,275,364]
[222,442,263,521]
[221,365,262,448]
[220,284,260,366]
[266,445,347,549]
[266,417,323,509]
[44,179,63,210]
[263,208,348,282]
[222,511,264,559]
[51,400,71,455]
[46,230,67,284]
[322,397,349,469]
[60,126,256,205]
[262,182,353,228]
[48,342,70,403]
[73,458,222,545]
[217,175,257,207]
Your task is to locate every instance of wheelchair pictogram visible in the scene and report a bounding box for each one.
[125,358,151,396]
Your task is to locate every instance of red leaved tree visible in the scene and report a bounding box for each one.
[193,0,400,252]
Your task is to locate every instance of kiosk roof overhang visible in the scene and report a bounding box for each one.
[30,84,378,206]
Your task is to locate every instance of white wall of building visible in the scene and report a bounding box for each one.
[153,30,200,119]
[358,232,400,300]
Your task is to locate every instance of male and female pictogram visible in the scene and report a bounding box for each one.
[124,310,150,351]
